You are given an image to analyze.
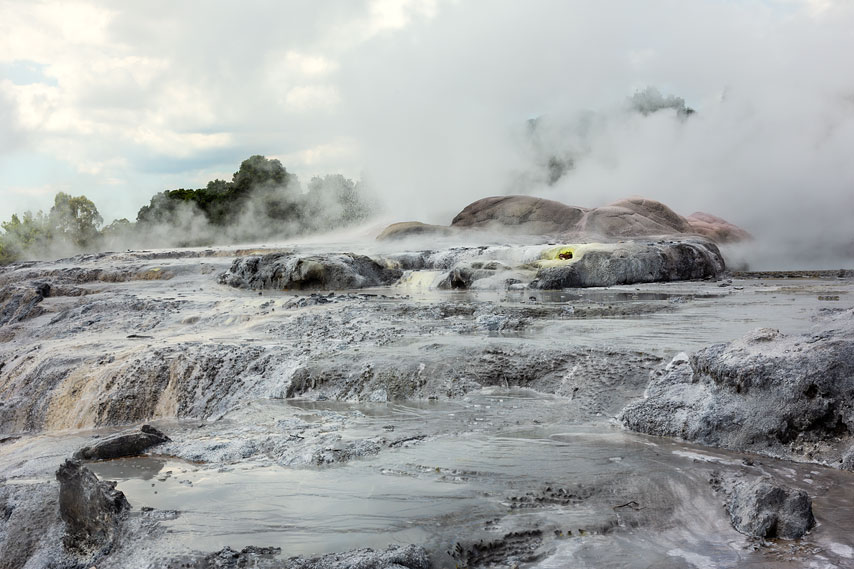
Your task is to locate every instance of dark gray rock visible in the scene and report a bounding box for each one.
[0,282,51,326]
[448,529,544,568]
[0,481,62,569]
[73,424,170,461]
[286,544,429,569]
[712,474,815,539]
[286,342,660,409]
[183,544,429,569]
[55,459,130,555]
[621,309,854,468]
[532,240,724,289]
[219,253,402,290]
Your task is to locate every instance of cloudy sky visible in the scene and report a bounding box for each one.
[1,0,853,259]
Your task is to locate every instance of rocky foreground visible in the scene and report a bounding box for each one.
[0,209,853,568]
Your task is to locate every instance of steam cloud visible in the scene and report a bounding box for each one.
[1,1,853,269]
[336,1,854,269]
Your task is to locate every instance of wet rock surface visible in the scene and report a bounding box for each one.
[0,481,63,569]
[73,424,170,461]
[531,239,725,288]
[56,459,130,556]
[0,245,853,568]
[621,308,854,467]
[186,544,430,569]
[219,252,402,290]
[711,473,815,540]
[448,529,545,568]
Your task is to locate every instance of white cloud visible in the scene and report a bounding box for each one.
[283,52,338,76]
[283,85,341,112]
[130,128,232,157]
[276,138,359,172]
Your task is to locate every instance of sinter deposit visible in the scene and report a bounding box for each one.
[1,198,854,569]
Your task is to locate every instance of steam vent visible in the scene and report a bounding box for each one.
[368,195,747,289]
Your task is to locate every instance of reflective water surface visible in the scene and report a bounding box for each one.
[88,392,854,568]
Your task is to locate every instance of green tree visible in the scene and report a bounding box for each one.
[232,155,290,196]
[0,211,51,263]
[49,192,103,247]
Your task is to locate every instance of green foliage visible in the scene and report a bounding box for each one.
[134,155,372,237]
[49,192,103,247]
[0,211,51,263]
[101,217,137,243]
[1,155,375,264]
[232,155,290,196]
[137,156,298,227]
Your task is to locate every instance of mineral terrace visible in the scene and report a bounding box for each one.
[1,196,853,569]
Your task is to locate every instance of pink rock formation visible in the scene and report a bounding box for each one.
[378,195,751,244]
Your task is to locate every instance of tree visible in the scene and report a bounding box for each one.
[0,211,51,263]
[49,192,103,247]
[232,155,290,196]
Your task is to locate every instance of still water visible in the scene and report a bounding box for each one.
[89,391,854,568]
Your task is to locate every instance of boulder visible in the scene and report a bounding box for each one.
[379,195,751,245]
[620,309,854,468]
[712,474,815,539]
[73,424,170,461]
[219,253,402,291]
[685,212,753,243]
[0,282,51,326]
[55,459,130,555]
[531,240,725,288]
[379,195,750,244]
[578,198,693,237]
[450,195,587,234]
[376,221,455,241]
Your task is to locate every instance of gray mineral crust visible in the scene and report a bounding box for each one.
[712,474,815,539]
[621,308,854,468]
[73,424,170,461]
[531,239,724,288]
[185,544,430,569]
[219,252,402,290]
[56,459,130,556]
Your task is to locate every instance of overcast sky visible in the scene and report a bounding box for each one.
[1,0,852,258]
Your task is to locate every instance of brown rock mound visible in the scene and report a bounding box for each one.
[378,195,750,244]
[685,212,753,243]
[375,221,455,241]
[450,195,587,233]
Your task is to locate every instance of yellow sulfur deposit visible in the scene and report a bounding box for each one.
[536,243,613,267]
[545,246,575,260]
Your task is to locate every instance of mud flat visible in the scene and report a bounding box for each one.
[1,242,853,568]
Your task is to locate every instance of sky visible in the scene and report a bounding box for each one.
[1,0,853,264]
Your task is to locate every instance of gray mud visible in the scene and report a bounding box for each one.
[0,244,853,568]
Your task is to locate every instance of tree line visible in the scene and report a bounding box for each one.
[0,155,375,264]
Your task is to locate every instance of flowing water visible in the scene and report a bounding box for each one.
[3,258,854,568]
[84,390,854,568]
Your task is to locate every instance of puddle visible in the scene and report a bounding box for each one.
[85,395,854,566]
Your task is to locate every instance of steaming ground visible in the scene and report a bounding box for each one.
[1,242,854,568]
